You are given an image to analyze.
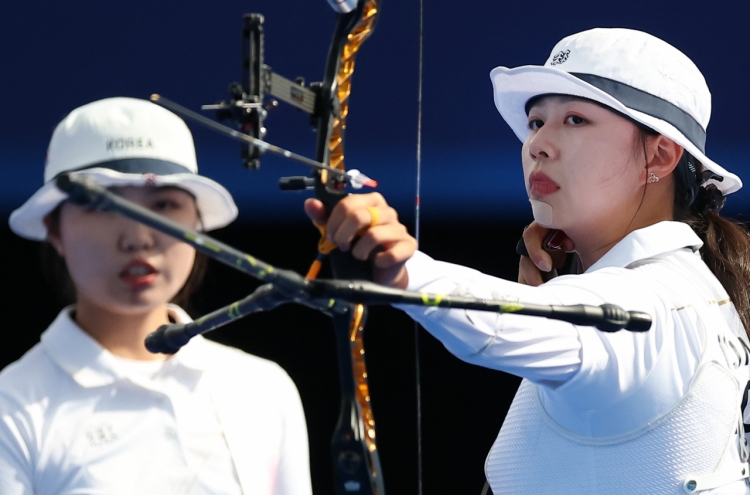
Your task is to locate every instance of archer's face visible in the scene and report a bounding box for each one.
[521,96,646,233]
[50,186,198,316]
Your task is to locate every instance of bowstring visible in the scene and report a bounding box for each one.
[415,0,424,492]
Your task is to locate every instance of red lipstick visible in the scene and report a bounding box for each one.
[119,259,158,289]
[529,172,560,197]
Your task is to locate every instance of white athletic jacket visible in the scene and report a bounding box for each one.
[0,305,312,495]
[399,221,750,494]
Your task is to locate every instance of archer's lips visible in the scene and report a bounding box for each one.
[529,172,560,197]
[119,259,158,289]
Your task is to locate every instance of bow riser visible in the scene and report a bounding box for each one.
[331,305,385,494]
[329,0,380,170]
[314,2,384,494]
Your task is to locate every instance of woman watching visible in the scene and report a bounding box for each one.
[0,97,312,495]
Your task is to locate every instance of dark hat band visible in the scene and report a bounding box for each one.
[53,158,193,180]
[570,73,707,153]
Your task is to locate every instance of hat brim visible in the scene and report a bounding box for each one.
[490,65,742,195]
[9,168,238,241]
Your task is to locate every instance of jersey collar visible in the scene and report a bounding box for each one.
[41,305,221,388]
[585,221,703,273]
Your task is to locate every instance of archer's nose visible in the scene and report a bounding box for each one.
[118,219,157,253]
[527,125,558,161]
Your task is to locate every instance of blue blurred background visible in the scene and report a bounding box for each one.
[3,0,750,224]
[3,1,750,493]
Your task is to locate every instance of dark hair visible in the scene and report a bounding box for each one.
[635,128,750,336]
[674,180,750,336]
[42,204,208,310]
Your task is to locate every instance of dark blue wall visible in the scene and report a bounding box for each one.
[3,3,750,493]
[3,0,749,223]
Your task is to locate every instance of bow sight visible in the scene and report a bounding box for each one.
[202,13,320,188]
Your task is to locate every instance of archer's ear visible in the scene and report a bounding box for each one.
[647,135,683,178]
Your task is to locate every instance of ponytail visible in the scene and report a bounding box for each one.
[632,123,750,336]
[674,173,750,336]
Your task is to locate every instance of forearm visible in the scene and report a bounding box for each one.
[397,251,583,385]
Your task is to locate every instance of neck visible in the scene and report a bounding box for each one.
[74,299,171,361]
[567,182,675,271]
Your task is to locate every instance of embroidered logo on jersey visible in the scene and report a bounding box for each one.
[86,423,118,447]
[551,50,570,65]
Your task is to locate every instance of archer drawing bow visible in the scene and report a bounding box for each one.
[122,3,652,493]
[55,173,653,495]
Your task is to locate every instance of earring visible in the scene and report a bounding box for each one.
[648,172,660,184]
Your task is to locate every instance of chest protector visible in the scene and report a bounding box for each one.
[486,266,750,494]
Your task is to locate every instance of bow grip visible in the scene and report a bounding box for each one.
[314,171,373,281]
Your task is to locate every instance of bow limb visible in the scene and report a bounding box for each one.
[312,1,385,494]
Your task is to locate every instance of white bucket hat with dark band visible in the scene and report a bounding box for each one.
[490,28,742,196]
[9,97,238,241]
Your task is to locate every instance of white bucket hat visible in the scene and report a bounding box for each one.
[9,97,238,240]
[490,28,741,196]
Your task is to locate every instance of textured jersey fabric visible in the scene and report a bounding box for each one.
[0,305,312,495]
[398,221,750,494]
[486,352,744,493]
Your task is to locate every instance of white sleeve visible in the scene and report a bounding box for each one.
[273,373,312,495]
[396,251,673,397]
[0,399,34,495]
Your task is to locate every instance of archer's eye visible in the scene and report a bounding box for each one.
[152,199,182,213]
[565,115,585,125]
[528,119,544,130]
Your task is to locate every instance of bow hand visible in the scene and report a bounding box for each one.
[304,194,416,289]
